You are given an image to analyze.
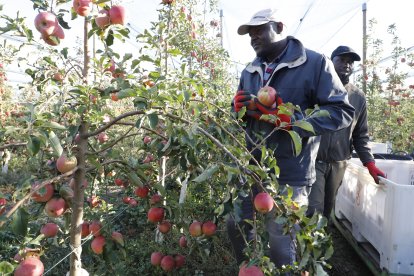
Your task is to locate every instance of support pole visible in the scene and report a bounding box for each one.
[362,3,367,94]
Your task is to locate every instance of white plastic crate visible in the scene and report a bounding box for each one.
[367,141,390,154]
[335,158,414,275]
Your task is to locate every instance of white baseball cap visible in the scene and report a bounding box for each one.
[237,8,279,35]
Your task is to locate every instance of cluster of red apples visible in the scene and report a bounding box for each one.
[34,1,126,46]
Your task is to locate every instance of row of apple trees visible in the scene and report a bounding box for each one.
[0,0,331,275]
[363,19,414,153]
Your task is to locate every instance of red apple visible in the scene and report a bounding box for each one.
[110,93,119,101]
[151,251,164,266]
[89,220,102,237]
[144,80,155,87]
[31,183,54,203]
[128,198,138,206]
[179,235,187,248]
[114,178,124,186]
[95,9,110,29]
[45,197,66,217]
[254,192,274,214]
[150,194,162,205]
[174,254,185,268]
[160,255,175,272]
[189,221,202,237]
[122,196,131,204]
[81,222,90,237]
[143,154,154,164]
[97,132,109,143]
[52,25,65,39]
[14,256,44,276]
[91,236,106,254]
[109,5,126,25]
[73,0,92,17]
[53,72,64,82]
[56,154,77,173]
[158,220,171,234]
[87,196,100,208]
[257,86,277,107]
[134,186,149,198]
[34,12,58,36]
[111,231,124,246]
[40,222,59,237]
[0,198,6,215]
[147,207,164,223]
[105,59,116,74]
[239,262,264,276]
[143,136,152,144]
[202,221,217,236]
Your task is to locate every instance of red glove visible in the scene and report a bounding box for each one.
[249,97,291,129]
[233,90,256,112]
[364,161,386,184]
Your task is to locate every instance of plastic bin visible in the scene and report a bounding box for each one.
[368,142,390,154]
[335,157,414,275]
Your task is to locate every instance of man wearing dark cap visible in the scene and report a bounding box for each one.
[307,45,386,220]
[228,8,355,271]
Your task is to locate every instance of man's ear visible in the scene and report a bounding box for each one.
[276,22,284,34]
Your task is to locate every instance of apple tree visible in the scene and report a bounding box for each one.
[0,0,333,275]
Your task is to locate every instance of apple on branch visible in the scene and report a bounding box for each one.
[109,5,126,26]
[34,12,58,36]
[73,0,92,17]
[95,9,110,29]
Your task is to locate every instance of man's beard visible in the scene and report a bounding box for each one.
[338,73,350,85]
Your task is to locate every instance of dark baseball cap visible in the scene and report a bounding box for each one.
[331,46,361,61]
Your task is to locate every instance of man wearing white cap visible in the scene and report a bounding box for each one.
[228,8,355,270]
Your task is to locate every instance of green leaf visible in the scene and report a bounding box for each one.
[315,263,328,275]
[27,135,41,155]
[117,88,136,99]
[127,172,143,187]
[192,165,218,183]
[324,244,334,259]
[122,53,133,62]
[294,121,315,134]
[11,208,29,237]
[148,114,159,129]
[0,261,14,274]
[310,109,330,119]
[60,47,69,59]
[40,121,66,130]
[287,130,302,157]
[30,234,45,245]
[140,55,154,63]
[48,131,63,158]
[105,30,114,46]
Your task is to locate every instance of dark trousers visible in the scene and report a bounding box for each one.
[307,160,347,218]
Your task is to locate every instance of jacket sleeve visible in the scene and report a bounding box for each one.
[352,92,374,164]
[293,56,355,138]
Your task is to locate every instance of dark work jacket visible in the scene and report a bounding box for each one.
[236,37,355,186]
[316,82,374,164]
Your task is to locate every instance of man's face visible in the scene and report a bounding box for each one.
[332,54,355,79]
[248,22,280,58]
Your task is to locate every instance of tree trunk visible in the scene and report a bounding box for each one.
[69,16,90,276]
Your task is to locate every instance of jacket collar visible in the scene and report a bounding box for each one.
[245,36,307,74]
